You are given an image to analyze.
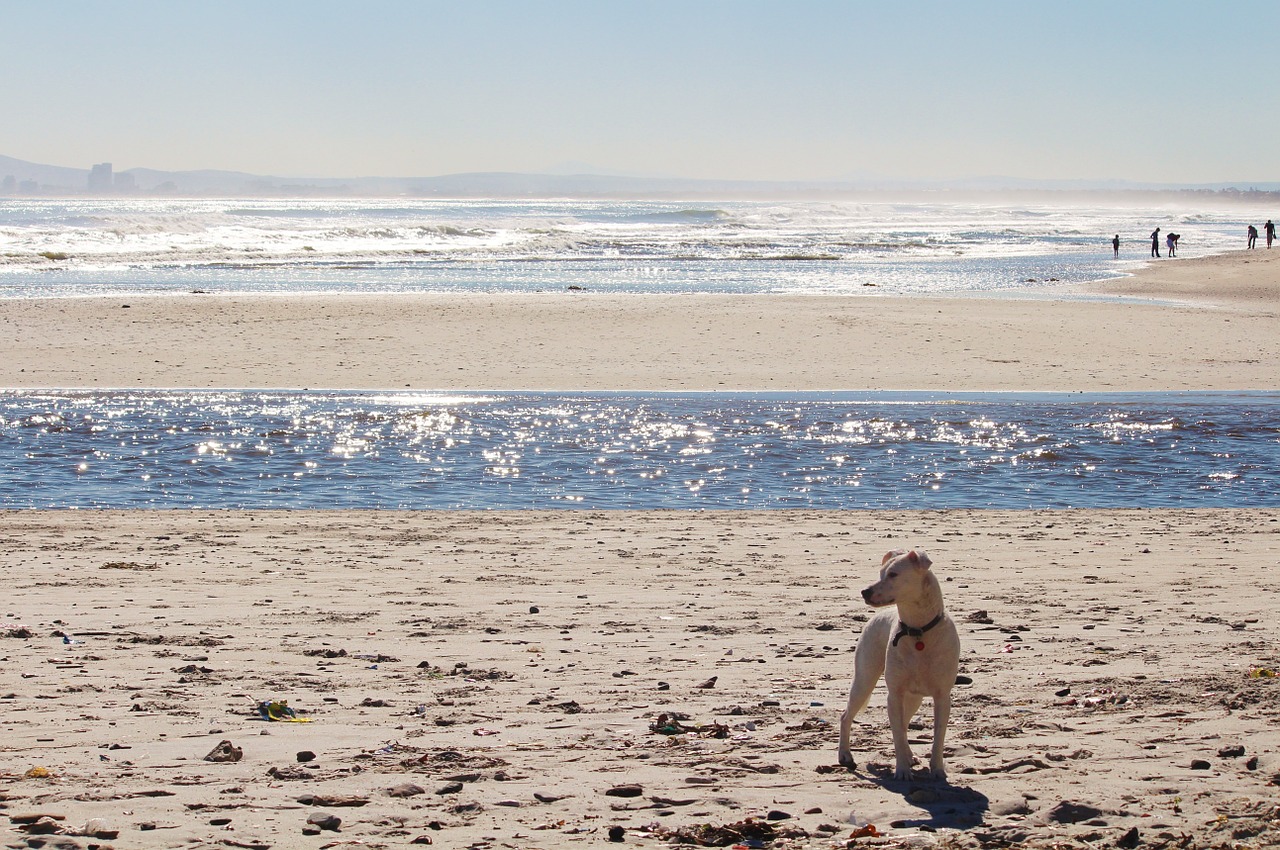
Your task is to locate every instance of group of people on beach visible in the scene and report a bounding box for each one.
[1246,219,1276,249]
[1113,219,1276,258]
[1122,228,1180,258]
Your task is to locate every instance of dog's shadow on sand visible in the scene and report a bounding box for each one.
[857,763,990,830]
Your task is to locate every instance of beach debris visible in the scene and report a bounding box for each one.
[296,750,316,762]
[644,817,805,847]
[258,699,312,722]
[436,782,464,795]
[15,816,64,835]
[3,626,34,638]
[204,740,243,762]
[1117,826,1141,849]
[8,813,67,826]
[1219,744,1246,758]
[649,712,729,738]
[81,818,120,840]
[23,766,54,779]
[695,676,718,689]
[297,793,368,807]
[608,824,626,842]
[1190,759,1212,770]
[960,756,1051,775]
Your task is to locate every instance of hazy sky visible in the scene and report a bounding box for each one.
[2,1,1271,182]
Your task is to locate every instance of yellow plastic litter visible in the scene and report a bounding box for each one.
[1249,668,1276,679]
[258,700,313,722]
[24,766,52,779]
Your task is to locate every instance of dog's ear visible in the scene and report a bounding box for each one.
[908,549,933,569]
[882,549,906,565]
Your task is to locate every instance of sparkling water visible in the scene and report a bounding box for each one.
[3,390,1277,510]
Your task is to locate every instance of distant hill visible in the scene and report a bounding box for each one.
[3,152,1280,198]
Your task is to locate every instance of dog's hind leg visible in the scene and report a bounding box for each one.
[928,692,951,780]
[837,616,891,767]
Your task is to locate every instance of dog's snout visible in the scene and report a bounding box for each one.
[861,586,874,603]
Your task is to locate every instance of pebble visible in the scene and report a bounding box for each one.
[608,825,626,842]
[1218,744,1245,758]
[306,812,341,832]
[436,782,464,795]
[604,784,644,797]
[1190,759,1211,770]
[203,740,243,763]
[388,783,426,798]
[1045,801,1103,824]
[296,750,316,762]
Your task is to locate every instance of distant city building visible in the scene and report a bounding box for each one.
[19,179,38,194]
[88,162,113,192]
[1,175,15,194]
[114,171,136,191]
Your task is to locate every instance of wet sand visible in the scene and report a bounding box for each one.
[1,249,1278,392]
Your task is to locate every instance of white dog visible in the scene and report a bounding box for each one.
[837,549,960,780]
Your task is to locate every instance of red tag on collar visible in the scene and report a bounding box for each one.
[915,641,925,651]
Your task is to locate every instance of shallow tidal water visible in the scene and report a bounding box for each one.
[2,390,1277,510]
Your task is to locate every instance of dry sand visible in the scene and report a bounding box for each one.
[0,248,1277,392]
[3,250,1280,848]
[2,510,1279,849]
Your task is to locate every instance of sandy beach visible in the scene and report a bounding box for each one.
[1,509,1278,849]
[1,249,1278,392]
[2,249,1279,848]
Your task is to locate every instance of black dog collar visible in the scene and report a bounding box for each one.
[891,613,945,648]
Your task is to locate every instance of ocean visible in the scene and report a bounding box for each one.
[0,196,1258,298]
[1,198,1273,511]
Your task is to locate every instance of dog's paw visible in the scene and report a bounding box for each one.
[837,750,857,768]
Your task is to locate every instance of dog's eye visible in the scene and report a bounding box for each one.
[887,572,897,579]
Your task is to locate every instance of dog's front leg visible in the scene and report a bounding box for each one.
[929,693,951,780]
[887,689,919,780]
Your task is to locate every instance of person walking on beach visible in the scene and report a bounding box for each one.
[1165,232,1175,257]
[1168,233,1179,257]
[1248,224,1258,249]
[1266,220,1275,248]
[1112,234,1120,257]
[1151,227,1161,257]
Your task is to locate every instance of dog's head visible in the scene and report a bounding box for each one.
[861,548,934,608]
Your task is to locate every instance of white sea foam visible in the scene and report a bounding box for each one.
[0,197,1263,297]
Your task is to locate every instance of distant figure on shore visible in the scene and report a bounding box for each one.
[1112,234,1120,257]
[1266,220,1275,248]
[1165,233,1175,257]
[1167,233,1180,257]
[1151,227,1161,257]
[1248,224,1258,249]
